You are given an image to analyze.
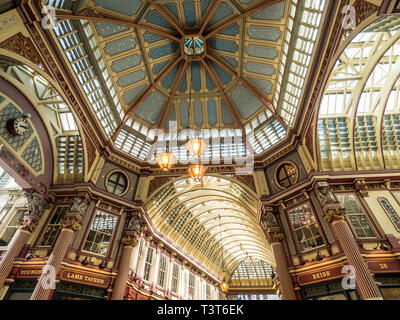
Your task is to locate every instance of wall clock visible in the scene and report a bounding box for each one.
[7,117,31,136]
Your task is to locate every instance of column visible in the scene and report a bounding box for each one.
[267,231,297,300]
[323,204,382,300]
[111,233,139,300]
[0,215,39,288]
[260,204,296,300]
[30,211,83,300]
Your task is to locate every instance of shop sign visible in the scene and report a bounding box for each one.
[367,261,400,273]
[298,266,344,285]
[17,268,43,278]
[60,269,110,288]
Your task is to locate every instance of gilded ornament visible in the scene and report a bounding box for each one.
[324,208,347,223]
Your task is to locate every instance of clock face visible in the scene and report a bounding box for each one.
[13,118,30,136]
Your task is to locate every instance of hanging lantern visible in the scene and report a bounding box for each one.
[220,280,229,293]
[188,163,207,182]
[185,138,207,159]
[156,152,176,172]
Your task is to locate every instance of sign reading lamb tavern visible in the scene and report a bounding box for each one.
[60,270,110,288]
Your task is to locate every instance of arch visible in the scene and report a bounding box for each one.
[146,175,272,278]
[315,15,400,171]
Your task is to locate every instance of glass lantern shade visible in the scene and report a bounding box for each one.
[187,164,207,182]
[185,138,207,159]
[220,281,229,293]
[156,152,176,172]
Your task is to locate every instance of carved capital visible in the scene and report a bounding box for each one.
[324,208,347,224]
[18,218,38,233]
[121,235,139,247]
[266,232,284,243]
[61,216,83,232]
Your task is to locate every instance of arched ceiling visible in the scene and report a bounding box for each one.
[0,63,84,183]
[230,258,275,287]
[146,175,274,279]
[317,15,400,171]
[47,0,327,161]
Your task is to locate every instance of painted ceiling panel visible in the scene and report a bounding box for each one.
[94,0,143,16]
[251,1,286,21]
[104,36,137,56]
[146,10,175,30]
[165,2,179,19]
[194,101,204,127]
[221,100,235,125]
[165,104,176,129]
[207,99,217,126]
[117,70,146,88]
[230,85,263,120]
[111,55,142,73]
[247,26,282,41]
[95,22,129,37]
[143,32,166,44]
[135,91,165,125]
[183,1,197,28]
[149,42,179,60]
[208,2,234,27]
[122,84,147,105]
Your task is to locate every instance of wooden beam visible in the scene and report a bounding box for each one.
[199,0,223,35]
[206,54,288,129]
[112,57,183,140]
[148,0,185,37]
[56,9,181,42]
[204,0,283,40]
[158,60,189,129]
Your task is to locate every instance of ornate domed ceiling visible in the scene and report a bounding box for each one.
[48,0,327,163]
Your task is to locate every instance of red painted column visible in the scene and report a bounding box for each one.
[268,232,297,300]
[0,216,38,288]
[111,233,138,300]
[30,212,83,300]
[324,205,382,300]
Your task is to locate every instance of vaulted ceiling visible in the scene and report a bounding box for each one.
[47,0,327,162]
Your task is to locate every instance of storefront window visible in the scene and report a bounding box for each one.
[0,209,26,247]
[375,274,400,300]
[52,281,107,300]
[287,203,324,252]
[40,207,68,246]
[337,194,376,238]
[302,280,358,300]
[83,211,117,256]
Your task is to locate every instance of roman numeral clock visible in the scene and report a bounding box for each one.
[6,115,31,136]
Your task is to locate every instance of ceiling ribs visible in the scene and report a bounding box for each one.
[147,0,185,37]
[199,0,222,35]
[206,54,288,130]
[112,57,184,141]
[204,0,284,40]
[158,60,189,129]
[55,9,181,42]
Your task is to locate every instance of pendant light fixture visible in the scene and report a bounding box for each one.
[156,146,176,172]
[218,214,229,293]
[188,163,207,182]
